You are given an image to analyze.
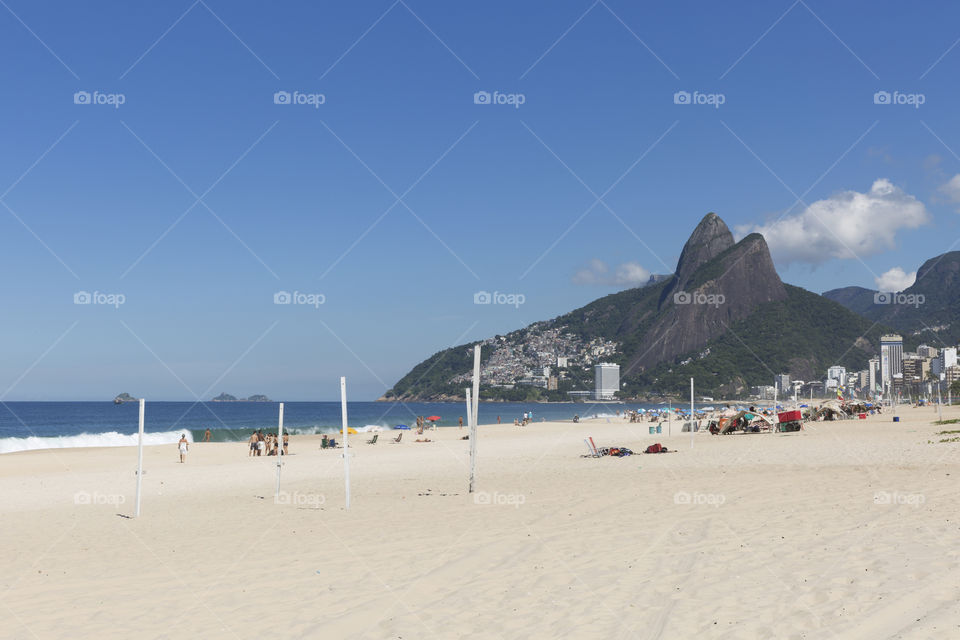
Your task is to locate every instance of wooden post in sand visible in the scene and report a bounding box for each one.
[134,398,145,517]
[274,402,284,501]
[341,377,350,509]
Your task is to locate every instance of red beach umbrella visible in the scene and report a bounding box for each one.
[426,415,441,422]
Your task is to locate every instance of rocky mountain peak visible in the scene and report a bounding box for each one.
[674,212,735,286]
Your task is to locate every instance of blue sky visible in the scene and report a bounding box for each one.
[2,0,960,400]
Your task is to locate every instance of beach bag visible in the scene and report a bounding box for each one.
[609,447,621,456]
[645,443,662,454]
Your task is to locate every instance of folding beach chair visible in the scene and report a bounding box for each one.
[583,437,601,457]
[392,432,403,444]
[367,434,378,444]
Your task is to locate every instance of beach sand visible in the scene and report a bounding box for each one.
[3,406,960,639]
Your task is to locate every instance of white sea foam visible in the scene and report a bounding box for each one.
[0,430,193,455]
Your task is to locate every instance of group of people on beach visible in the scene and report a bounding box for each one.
[247,430,289,457]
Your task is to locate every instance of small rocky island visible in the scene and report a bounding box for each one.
[211,393,272,402]
[113,393,138,404]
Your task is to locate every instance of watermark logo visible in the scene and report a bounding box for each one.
[674,490,725,507]
[275,490,325,507]
[473,290,525,308]
[873,90,925,108]
[673,90,725,108]
[874,291,924,308]
[673,291,725,307]
[873,490,925,507]
[273,90,325,108]
[74,491,126,506]
[74,291,125,308]
[473,491,525,508]
[273,291,325,308]
[473,90,526,109]
[73,90,125,109]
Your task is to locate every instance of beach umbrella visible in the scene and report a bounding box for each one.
[394,424,410,430]
[426,415,441,422]
[340,427,357,435]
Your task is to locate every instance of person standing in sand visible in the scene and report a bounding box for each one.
[248,431,257,457]
[283,432,289,455]
[178,434,189,463]
[203,428,211,442]
[459,416,463,429]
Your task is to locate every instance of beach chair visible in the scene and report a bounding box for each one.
[583,437,601,457]
[367,434,378,444]
[392,432,403,444]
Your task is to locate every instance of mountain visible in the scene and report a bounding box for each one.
[383,213,888,400]
[824,252,960,343]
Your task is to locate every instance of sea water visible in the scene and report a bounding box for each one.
[0,401,716,454]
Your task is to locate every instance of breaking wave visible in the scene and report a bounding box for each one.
[0,430,193,455]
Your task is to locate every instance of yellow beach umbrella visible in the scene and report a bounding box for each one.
[340,427,357,435]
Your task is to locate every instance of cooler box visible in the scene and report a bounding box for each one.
[859,413,866,419]
[778,410,802,423]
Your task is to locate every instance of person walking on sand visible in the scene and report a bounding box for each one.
[497,415,501,424]
[203,428,211,442]
[248,431,257,457]
[459,416,463,429]
[178,434,189,463]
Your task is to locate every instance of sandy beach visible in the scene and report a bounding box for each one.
[3,406,960,639]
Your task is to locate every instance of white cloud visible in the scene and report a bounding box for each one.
[736,179,929,265]
[573,260,650,287]
[874,266,916,292]
[938,174,960,210]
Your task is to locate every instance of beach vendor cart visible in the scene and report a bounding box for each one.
[776,409,803,432]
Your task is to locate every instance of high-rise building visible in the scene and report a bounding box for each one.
[594,363,619,400]
[868,357,880,393]
[938,347,957,379]
[826,366,846,386]
[774,374,791,394]
[880,335,903,390]
[918,344,939,359]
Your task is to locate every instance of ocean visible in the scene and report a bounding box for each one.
[0,401,710,454]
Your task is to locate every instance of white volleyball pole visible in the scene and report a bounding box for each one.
[466,388,476,493]
[690,378,694,449]
[274,402,284,501]
[470,345,480,493]
[472,345,481,429]
[341,377,350,509]
[135,398,145,517]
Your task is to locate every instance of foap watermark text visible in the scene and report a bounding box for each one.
[74,291,125,308]
[674,491,725,507]
[473,90,525,108]
[874,291,924,308]
[275,490,325,507]
[873,91,925,108]
[874,490,925,507]
[473,491,525,508]
[274,90,325,108]
[274,291,325,308]
[673,90,725,108]
[673,291,724,307]
[74,90,125,108]
[474,291,525,308]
